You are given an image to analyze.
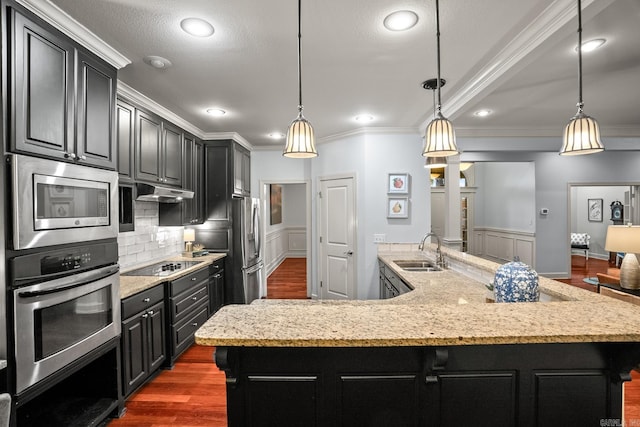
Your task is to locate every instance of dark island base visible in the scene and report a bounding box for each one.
[215,342,640,427]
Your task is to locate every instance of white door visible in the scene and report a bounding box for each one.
[319,176,356,300]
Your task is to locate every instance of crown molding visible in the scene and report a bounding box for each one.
[200,132,253,151]
[16,0,131,69]
[319,127,420,144]
[418,0,614,131]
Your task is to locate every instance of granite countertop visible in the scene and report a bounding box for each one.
[195,246,640,347]
[119,253,226,299]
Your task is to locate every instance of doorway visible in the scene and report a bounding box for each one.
[567,183,639,281]
[260,180,311,298]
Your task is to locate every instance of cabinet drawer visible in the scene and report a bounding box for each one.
[122,284,164,319]
[171,284,208,322]
[172,303,209,357]
[209,259,224,273]
[169,267,209,296]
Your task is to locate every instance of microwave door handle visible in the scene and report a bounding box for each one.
[16,266,119,296]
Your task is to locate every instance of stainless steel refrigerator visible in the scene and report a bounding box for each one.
[232,197,264,304]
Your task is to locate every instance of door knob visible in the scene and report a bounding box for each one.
[344,251,353,256]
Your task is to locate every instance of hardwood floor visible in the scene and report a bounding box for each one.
[555,254,610,291]
[110,256,640,426]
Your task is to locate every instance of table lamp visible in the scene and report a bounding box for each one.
[604,224,640,289]
[183,228,195,253]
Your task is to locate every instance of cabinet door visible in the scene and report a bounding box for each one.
[205,145,230,222]
[339,375,420,426]
[116,99,135,179]
[162,122,183,186]
[135,109,163,183]
[193,141,205,223]
[233,145,243,196]
[76,50,117,169]
[122,313,148,396]
[147,301,166,373]
[182,134,195,224]
[209,270,225,316]
[242,149,251,195]
[12,9,74,158]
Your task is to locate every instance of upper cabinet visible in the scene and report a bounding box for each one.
[116,98,135,180]
[134,109,183,187]
[233,144,251,197]
[9,6,117,170]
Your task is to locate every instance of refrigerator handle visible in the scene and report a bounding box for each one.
[253,200,261,258]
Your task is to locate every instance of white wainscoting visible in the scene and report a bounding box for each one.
[265,227,307,276]
[473,227,536,267]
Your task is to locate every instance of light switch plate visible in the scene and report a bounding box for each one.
[373,234,386,243]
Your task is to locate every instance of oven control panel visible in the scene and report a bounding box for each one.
[10,240,119,286]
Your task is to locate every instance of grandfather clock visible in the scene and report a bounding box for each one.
[610,201,624,225]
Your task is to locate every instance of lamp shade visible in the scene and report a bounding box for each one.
[424,156,447,169]
[183,228,195,242]
[283,112,317,158]
[605,225,640,253]
[423,115,458,157]
[560,113,604,155]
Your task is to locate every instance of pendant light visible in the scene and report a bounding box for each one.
[422,78,448,168]
[422,0,458,158]
[559,0,604,155]
[283,0,317,158]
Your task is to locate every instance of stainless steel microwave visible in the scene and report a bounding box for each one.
[9,154,119,250]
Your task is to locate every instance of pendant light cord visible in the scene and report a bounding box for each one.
[297,0,303,112]
[435,0,442,115]
[576,0,583,111]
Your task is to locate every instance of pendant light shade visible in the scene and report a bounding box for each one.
[284,108,317,158]
[423,0,458,158]
[424,156,447,169]
[284,0,317,158]
[559,0,604,155]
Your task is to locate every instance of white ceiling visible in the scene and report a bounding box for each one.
[43,0,640,148]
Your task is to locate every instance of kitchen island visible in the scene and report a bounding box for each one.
[195,245,640,426]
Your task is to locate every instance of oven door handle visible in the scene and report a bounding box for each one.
[13,264,119,288]
[17,266,119,298]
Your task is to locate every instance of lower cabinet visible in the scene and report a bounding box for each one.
[208,259,225,316]
[379,264,412,299]
[121,285,166,397]
[167,267,210,366]
[216,343,638,427]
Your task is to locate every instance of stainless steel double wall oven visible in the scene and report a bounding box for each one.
[6,154,121,396]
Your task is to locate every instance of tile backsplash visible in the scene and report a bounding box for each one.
[117,201,184,269]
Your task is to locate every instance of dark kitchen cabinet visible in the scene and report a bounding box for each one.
[208,259,225,316]
[233,144,251,197]
[135,109,183,187]
[379,264,412,299]
[121,285,166,397]
[166,267,210,366]
[117,98,136,180]
[159,136,204,226]
[9,6,116,169]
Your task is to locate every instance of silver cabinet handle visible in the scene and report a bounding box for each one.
[147,310,154,315]
[64,152,77,159]
[192,322,198,327]
[142,313,148,318]
[79,155,87,160]
[192,296,198,301]
[143,297,150,303]
[191,277,197,281]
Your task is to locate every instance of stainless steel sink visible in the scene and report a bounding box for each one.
[393,260,442,272]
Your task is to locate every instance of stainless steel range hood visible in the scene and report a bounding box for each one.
[135,183,194,203]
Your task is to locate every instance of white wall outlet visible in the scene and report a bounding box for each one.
[373,234,386,243]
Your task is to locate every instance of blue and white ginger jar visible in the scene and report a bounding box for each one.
[493,258,539,303]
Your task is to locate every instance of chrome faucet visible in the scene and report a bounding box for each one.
[419,232,446,268]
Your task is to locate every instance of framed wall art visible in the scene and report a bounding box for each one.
[388,173,410,194]
[387,197,409,219]
[587,198,603,222]
[270,184,282,225]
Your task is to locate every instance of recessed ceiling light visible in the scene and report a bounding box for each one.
[180,18,215,37]
[383,10,418,31]
[206,108,226,116]
[576,38,606,53]
[354,114,374,123]
[268,132,285,139]
[143,55,172,69]
[474,109,492,117]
